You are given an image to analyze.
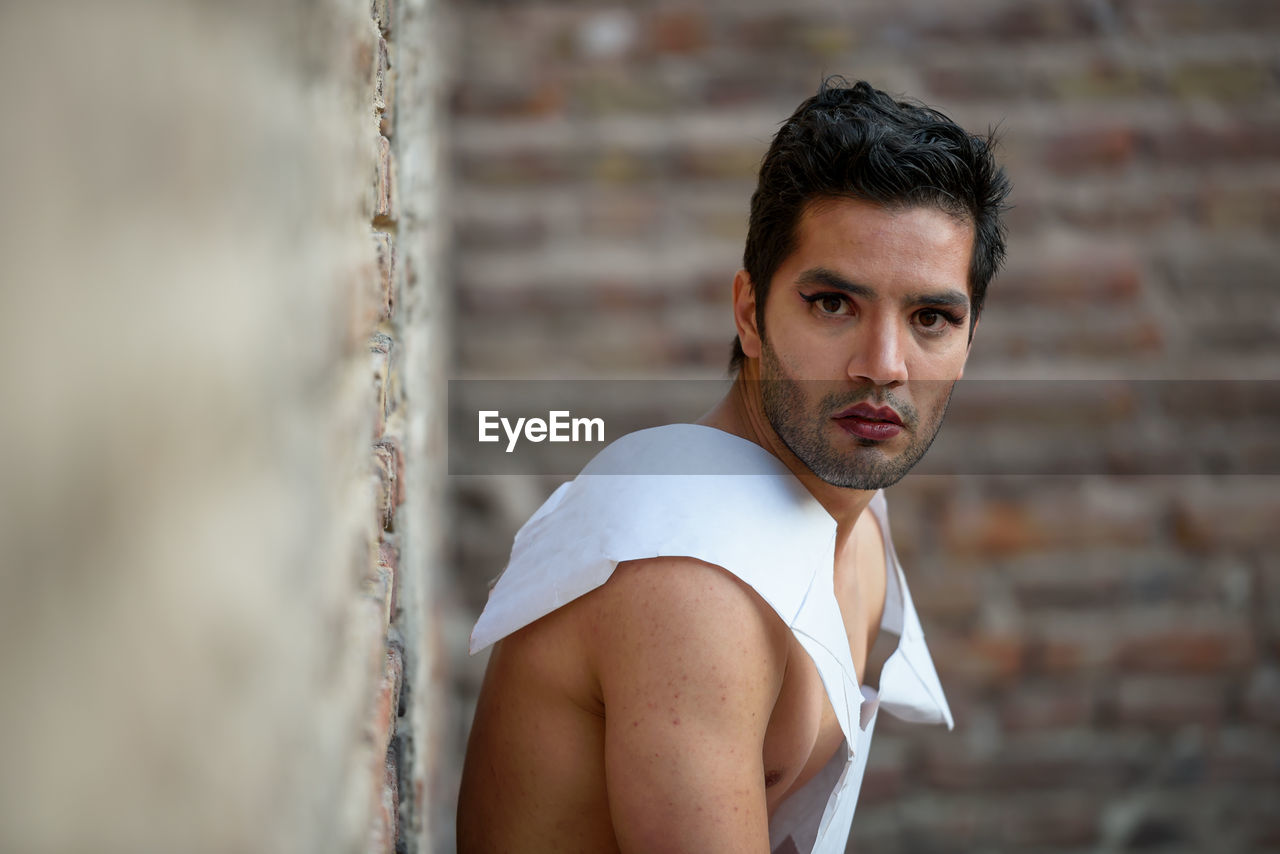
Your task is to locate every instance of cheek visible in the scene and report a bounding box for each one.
[910,342,969,381]
[772,323,849,374]
[765,343,830,392]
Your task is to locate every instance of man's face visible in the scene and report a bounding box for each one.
[738,197,976,489]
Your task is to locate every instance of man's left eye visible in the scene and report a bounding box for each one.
[819,296,845,314]
[917,309,960,331]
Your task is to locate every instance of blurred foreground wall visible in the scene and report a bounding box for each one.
[448,2,1280,852]
[0,1,449,852]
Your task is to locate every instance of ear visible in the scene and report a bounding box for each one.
[732,269,762,359]
[958,315,979,380]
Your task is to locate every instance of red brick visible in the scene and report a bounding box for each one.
[454,77,568,119]
[590,148,668,185]
[580,193,662,238]
[1000,684,1095,731]
[1115,676,1225,728]
[648,10,707,54]
[1167,59,1272,101]
[458,149,577,186]
[1207,732,1280,783]
[370,644,403,749]
[369,332,392,439]
[379,63,396,137]
[1001,752,1119,791]
[373,437,404,530]
[1119,0,1280,34]
[1117,627,1255,673]
[1173,485,1280,552]
[1037,638,1091,674]
[923,60,1036,100]
[374,37,389,114]
[737,12,865,54]
[377,534,401,621]
[997,796,1099,846]
[570,71,678,116]
[371,231,395,321]
[374,135,395,222]
[366,646,402,853]
[368,750,398,853]
[943,487,1158,557]
[1010,566,1126,611]
[918,1,1102,42]
[932,633,1027,688]
[1197,182,1280,233]
[970,635,1026,681]
[977,309,1166,362]
[1145,118,1280,166]
[1051,187,1187,233]
[857,761,904,804]
[1042,125,1138,174]
[673,145,764,181]
[921,748,987,790]
[997,254,1144,307]
[1050,59,1149,100]
[907,572,981,625]
[1243,666,1280,725]
[456,213,549,251]
[942,499,1052,557]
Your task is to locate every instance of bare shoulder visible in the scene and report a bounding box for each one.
[578,556,790,853]
[582,556,792,693]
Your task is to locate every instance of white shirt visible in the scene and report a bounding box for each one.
[470,424,953,854]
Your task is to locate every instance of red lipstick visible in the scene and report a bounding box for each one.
[833,402,904,441]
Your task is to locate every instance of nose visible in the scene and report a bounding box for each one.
[846,316,908,387]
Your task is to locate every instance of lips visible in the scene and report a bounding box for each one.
[834,402,903,426]
[832,402,904,441]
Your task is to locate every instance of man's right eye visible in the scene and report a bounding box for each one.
[802,292,852,316]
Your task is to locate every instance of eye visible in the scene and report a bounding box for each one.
[914,307,965,335]
[802,292,853,317]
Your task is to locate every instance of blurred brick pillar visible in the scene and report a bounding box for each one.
[0,1,449,852]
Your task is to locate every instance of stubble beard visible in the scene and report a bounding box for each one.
[758,340,955,490]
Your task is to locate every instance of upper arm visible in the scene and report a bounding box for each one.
[586,557,789,854]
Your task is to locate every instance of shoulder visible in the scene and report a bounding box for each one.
[581,556,791,702]
[585,558,789,851]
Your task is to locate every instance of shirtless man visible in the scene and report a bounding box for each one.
[458,79,1010,853]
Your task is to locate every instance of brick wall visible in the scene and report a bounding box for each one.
[448,1,1280,851]
[0,2,447,853]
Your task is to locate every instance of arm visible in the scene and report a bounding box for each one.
[586,556,789,854]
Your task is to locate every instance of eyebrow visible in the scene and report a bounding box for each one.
[795,267,970,311]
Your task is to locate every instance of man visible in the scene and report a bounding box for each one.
[458,79,1010,853]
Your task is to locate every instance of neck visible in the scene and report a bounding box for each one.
[697,362,877,537]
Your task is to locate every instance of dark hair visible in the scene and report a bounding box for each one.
[730,78,1011,372]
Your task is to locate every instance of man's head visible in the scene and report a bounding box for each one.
[731,78,1010,372]
[731,80,1010,490]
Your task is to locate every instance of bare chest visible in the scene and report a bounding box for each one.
[762,611,879,816]
[762,512,888,813]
